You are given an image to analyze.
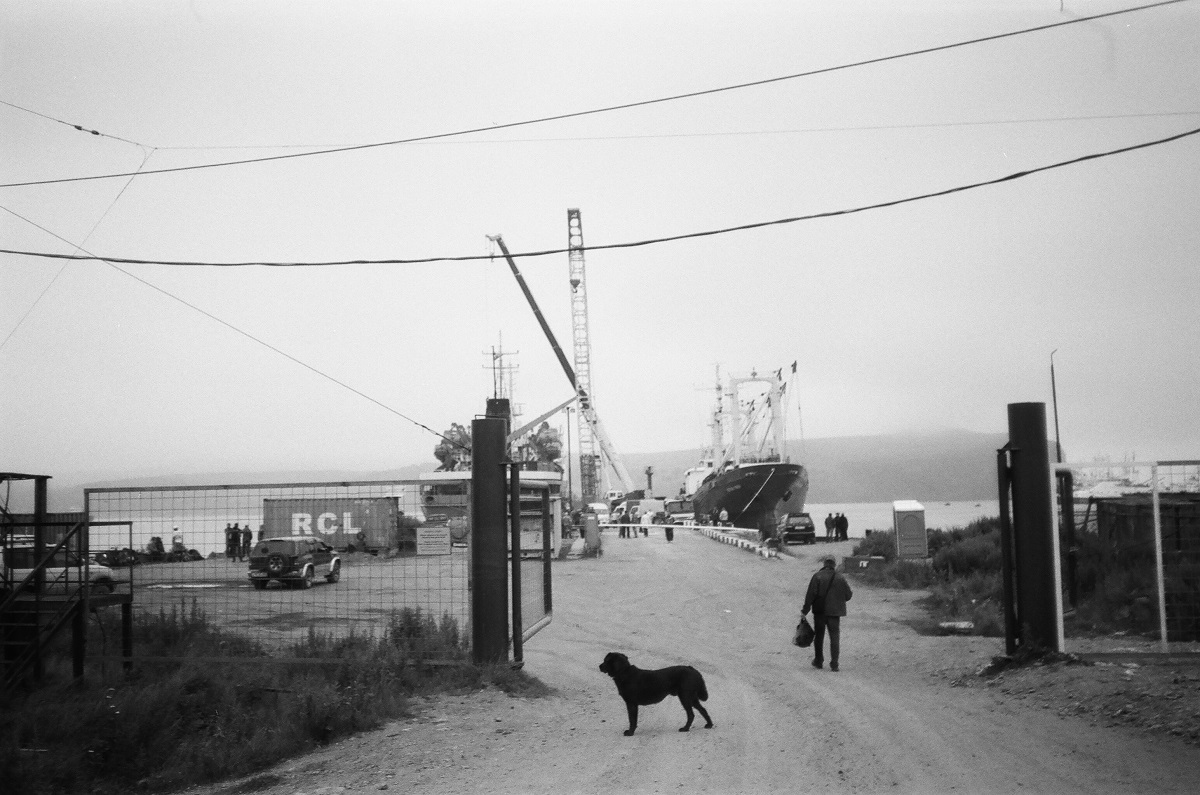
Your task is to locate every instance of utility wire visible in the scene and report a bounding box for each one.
[0,147,155,351]
[0,99,153,149]
[4,121,1198,268]
[0,0,1188,189]
[0,206,469,451]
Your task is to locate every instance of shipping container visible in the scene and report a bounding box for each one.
[261,497,401,551]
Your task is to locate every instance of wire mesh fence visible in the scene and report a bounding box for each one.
[84,480,472,661]
[1056,460,1200,653]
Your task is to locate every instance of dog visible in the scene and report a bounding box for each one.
[598,652,713,736]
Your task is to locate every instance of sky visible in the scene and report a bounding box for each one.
[2,0,1199,492]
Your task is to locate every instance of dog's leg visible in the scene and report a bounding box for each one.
[693,699,714,729]
[679,699,695,732]
[624,701,638,736]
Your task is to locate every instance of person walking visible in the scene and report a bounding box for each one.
[801,555,853,671]
[718,507,729,527]
[824,513,835,542]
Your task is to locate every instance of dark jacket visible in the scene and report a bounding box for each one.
[803,566,853,617]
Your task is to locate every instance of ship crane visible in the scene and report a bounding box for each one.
[489,232,635,499]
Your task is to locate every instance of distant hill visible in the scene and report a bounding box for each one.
[622,429,1008,503]
[38,429,1006,511]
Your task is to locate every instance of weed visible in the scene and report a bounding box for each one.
[0,603,543,795]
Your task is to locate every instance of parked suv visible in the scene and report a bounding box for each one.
[1,545,118,594]
[777,512,817,545]
[248,536,340,590]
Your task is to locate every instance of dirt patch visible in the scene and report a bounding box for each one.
[185,528,1199,795]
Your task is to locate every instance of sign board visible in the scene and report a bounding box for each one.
[416,525,452,556]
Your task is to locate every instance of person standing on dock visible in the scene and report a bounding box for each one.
[824,513,835,541]
[835,513,849,541]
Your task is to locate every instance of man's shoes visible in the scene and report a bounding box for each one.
[830,663,839,672]
[811,659,823,669]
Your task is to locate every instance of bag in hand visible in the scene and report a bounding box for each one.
[793,616,815,648]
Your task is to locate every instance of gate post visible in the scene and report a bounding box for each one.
[471,417,510,663]
[1006,402,1063,652]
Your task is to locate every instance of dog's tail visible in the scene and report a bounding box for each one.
[695,669,709,701]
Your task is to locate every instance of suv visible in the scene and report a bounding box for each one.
[777,512,817,545]
[1,546,118,594]
[248,536,341,590]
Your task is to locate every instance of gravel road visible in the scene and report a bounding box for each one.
[192,528,1198,795]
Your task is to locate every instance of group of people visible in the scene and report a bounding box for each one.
[823,512,850,541]
[225,523,253,561]
[614,508,647,539]
[706,507,731,526]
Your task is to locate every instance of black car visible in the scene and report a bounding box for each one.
[248,536,341,590]
[777,513,817,545]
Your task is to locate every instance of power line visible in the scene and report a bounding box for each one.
[0,99,154,149]
[0,0,1188,189]
[0,206,468,451]
[0,148,156,351]
[4,121,1198,267]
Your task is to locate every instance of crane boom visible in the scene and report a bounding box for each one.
[490,234,634,493]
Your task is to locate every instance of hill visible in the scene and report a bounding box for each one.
[621,429,1007,503]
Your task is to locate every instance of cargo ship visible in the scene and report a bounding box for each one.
[687,368,809,532]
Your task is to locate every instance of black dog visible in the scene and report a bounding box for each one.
[598,652,714,736]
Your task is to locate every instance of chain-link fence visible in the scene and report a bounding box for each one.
[85,480,471,661]
[1055,460,1200,653]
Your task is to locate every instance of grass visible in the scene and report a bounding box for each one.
[0,602,546,795]
[849,518,1005,635]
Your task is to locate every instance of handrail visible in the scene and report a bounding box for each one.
[0,520,87,613]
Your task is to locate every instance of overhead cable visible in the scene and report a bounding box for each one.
[0,0,1187,189]
[4,122,1197,268]
[0,205,469,451]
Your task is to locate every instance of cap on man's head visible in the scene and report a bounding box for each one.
[822,555,836,566]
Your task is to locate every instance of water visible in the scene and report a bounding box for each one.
[804,500,1000,538]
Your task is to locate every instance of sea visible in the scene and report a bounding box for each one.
[804,500,1001,538]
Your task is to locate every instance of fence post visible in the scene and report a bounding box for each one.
[1151,463,1169,651]
[471,417,510,664]
[509,463,523,666]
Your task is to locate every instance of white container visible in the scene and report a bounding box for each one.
[892,500,928,559]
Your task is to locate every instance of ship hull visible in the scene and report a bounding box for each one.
[691,462,809,531]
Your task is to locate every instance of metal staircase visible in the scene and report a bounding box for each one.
[1,518,90,690]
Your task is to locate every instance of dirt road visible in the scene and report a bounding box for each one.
[196,529,1198,794]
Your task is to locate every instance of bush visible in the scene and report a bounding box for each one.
[931,532,1002,578]
[851,530,897,562]
[854,559,939,589]
[925,571,1005,636]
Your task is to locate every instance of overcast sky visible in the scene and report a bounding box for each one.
[3,0,1198,488]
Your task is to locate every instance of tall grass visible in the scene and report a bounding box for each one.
[0,601,543,795]
[849,518,1005,635]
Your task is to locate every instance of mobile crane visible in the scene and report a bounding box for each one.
[489,233,634,498]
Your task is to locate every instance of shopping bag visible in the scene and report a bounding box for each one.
[793,616,815,648]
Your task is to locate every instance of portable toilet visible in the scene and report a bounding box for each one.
[892,500,927,559]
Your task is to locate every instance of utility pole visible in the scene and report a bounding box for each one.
[1050,349,1063,463]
